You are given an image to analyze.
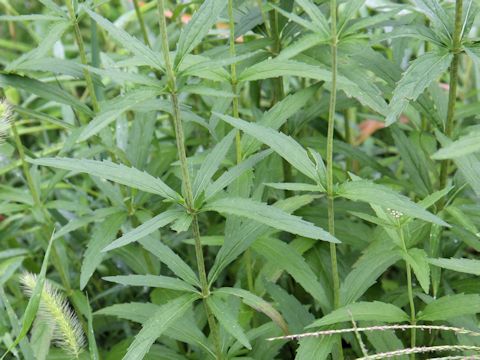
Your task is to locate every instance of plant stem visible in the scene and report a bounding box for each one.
[228,0,255,295]
[133,0,151,47]
[327,1,343,359]
[399,226,416,359]
[438,0,463,207]
[156,1,222,358]
[65,1,100,114]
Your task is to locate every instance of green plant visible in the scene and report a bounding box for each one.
[1,0,480,359]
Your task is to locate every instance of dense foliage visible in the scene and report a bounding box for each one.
[1,0,480,359]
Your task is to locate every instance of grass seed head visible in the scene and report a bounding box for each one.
[0,99,12,143]
[20,272,85,359]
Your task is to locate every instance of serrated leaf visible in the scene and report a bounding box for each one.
[85,8,164,70]
[431,131,480,159]
[308,301,409,328]
[30,158,181,202]
[0,74,93,115]
[174,0,227,67]
[217,113,318,181]
[80,212,126,290]
[405,248,430,294]
[193,130,236,199]
[205,197,338,242]
[79,89,161,142]
[122,294,198,360]
[428,258,480,275]
[103,275,198,293]
[215,287,288,334]
[386,51,453,125]
[417,294,480,321]
[103,209,183,252]
[253,237,329,309]
[337,180,449,227]
[207,295,251,350]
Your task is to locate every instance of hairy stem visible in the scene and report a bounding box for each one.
[327,1,343,358]
[399,226,416,359]
[156,1,222,358]
[438,0,463,206]
[65,1,100,114]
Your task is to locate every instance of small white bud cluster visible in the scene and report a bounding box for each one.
[0,99,12,143]
[387,208,403,219]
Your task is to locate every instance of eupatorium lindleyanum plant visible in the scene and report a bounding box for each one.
[0,0,480,359]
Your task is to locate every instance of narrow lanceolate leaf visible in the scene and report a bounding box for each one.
[103,209,183,252]
[205,197,339,243]
[204,149,272,200]
[405,248,430,294]
[431,132,480,159]
[428,258,480,275]
[174,0,227,67]
[192,130,236,199]
[79,89,161,142]
[217,114,317,181]
[215,287,288,334]
[385,51,453,125]
[417,294,480,321]
[80,212,126,290]
[85,8,164,70]
[0,74,93,116]
[122,294,198,360]
[308,302,409,328]
[238,60,387,114]
[103,275,198,293]
[253,237,330,309]
[337,180,449,227]
[207,295,251,350]
[30,158,181,202]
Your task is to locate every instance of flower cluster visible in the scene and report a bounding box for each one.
[387,208,404,219]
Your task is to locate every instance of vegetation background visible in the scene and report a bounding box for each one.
[0,0,480,359]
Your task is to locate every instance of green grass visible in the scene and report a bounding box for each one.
[1,0,480,359]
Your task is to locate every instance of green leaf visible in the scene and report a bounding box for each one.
[205,197,338,242]
[297,337,335,360]
[215,287,288,334]
[122,294,199,360]
[405,248,430,294]
[30,158,181,202]
[85,8,164,70]
[102,209,183,252]
[79,89,161,142]
[193,130,236,199]
[216,113,318,181]
[207,295,251,350]
[295,0,330,35]
[337,180,449,227]
[253,237,330,309]
[340,245,402,305]
[385,51,453,125]
[174,0,227,67]
[0,74,93,115]
[308,302,409,328]
[417,294,480,321]
[431,131,480,159]
[140,236,200,287]
[241,84,320,156]
[428,258,480,275]
[265,182,322,192]
[204,149,272,200]
[238,59,387,114]
[103,275,198,293]
[80,212,126,290]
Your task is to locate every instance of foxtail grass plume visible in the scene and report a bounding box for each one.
[0,99,12,143]
[20,272,85,358]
